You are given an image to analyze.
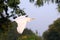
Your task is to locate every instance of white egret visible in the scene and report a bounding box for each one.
[14,15,35,34]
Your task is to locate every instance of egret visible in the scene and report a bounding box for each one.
[14,15,35,34]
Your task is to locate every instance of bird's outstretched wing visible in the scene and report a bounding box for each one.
[14,16,35,34]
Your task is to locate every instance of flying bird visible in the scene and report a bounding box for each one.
[14,15,35,34]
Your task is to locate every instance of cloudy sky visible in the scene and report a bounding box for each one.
[18,0,60,36]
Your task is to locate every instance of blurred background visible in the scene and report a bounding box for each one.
[0,0,60,40]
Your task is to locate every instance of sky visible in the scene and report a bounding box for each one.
[18,0,60,36]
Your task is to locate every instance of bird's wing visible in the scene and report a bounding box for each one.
[14,16,35,34]
[17,21,27,34]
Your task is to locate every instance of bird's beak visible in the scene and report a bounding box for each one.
[32,18,35,20]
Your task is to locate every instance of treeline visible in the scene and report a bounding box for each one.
[0,21,42,40]
[1,18,60,40]
[42,18,60,40]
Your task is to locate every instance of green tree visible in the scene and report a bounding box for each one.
[0,0,26,40]
[29,0,60,12]
[17,28,42,40]
[43,18,60,40]
[0,0,26,32]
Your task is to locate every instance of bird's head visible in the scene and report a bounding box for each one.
[26,17,35,22]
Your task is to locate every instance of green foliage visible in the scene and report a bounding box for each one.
[17,28,42,40]
[0,1,4,12]
[43,18,60,40]
[29,0,34,3]
[35,0,43,7]
[0,0,26,19]
[58,4,60,12]
[7,0,20,8]
[0,21,42,40]
[0,0,26,32]
[0,21,17,40]
[29,0,60,12]
[0,18,13,32]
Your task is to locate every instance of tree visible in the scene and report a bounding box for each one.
[30,0,60,12]
[17,28,42,40]
[43,18,60,40]
[0,0,26,32]
[0,0,26,40]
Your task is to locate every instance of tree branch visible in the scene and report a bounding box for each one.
[0,12,5,18]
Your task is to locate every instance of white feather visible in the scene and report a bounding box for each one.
[14,16,35,34]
